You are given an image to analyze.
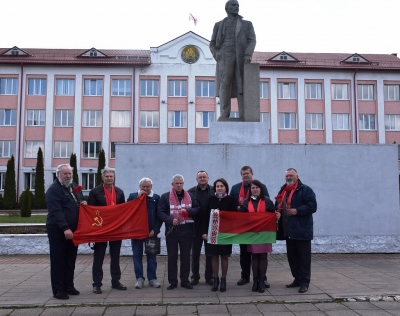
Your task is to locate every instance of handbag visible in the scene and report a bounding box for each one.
[144,237,160,255]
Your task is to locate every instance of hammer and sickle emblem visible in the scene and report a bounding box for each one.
[92,210,103,226]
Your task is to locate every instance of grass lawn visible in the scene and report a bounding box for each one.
[0,215,47,223]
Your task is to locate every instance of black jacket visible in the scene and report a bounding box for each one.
[88,184,125,206]
[230,181,270,208]
[188,184,215,235]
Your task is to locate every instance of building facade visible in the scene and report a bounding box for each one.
[1,32,400,197]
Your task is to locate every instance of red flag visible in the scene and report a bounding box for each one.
[72,194,149,246]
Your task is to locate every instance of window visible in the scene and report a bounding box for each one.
[53,141,73,158]
[112,79,131,96]
[26,109,45,126]
[0,172,5,191]
[25,173,36,190]
[260,82,269,99]
[305,83,323,99]
[306,113,324,130]
[168,80,187,97]
[110,142,128,159]
[385,114,400,130]
[84,79,103,96]
[331,83,349,100]
[196,111,215,128]
[111,111,131,127]
[278,82,296,99]
[82,141,101,158]
[55,79,75,96]
[28,78,46,95]
[140,111,159,128]
[0,109,17,126]
[196,80,215,97]
[168,111,187,128]
[332,114,350,130]
[279,113,296,129]
[0,78,18,95]
[230,112,239,118]
[384,85,400,101]
[260,112,270,129]
[0,141,15,157]
[25,141,44,158]
[358,84,375,100]
[83,110,102,127]
[82,173,96,190]
[54,110,73,127]
[359,114,376,130]
[140,79,159,96]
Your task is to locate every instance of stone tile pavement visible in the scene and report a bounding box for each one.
[0,254,399,315]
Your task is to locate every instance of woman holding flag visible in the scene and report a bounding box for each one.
[240,180,280,293]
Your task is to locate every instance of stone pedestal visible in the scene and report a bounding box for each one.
[209,122,269,144]
[243,63,260,122]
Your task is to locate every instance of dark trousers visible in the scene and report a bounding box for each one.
[47,226,78,295]
[239,244,252,279]
[286,238,311,287]
[166,235,192,286]
[191,235,213,280]
[92,240,122,287]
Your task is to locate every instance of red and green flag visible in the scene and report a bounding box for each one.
[208,210,276,245]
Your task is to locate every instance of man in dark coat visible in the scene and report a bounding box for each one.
[276,168,317,293]
[89,167,126,294]
[46,164,87,300]
[188,170,215,286]
[210,0,256,120]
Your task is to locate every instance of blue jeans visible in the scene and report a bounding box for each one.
[131,239,157,281]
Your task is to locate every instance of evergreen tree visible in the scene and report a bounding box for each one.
[20,187,32,217]
[96,149,106,186]
[69,153,79,184]
[3,155,16,209]
[33,147,46,209]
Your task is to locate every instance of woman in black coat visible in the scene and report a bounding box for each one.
[201,178,236,292]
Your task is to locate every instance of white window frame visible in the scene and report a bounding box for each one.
[196,80,215,97]
[140,79,159,97]
[53,141,73,158]
[82,141,101,158]
[82,110,102,127]
[168,80,187,97]
[331,83,350,100]
[306,113,324,130]
[0,109,17,126]
[230,112,239,118]
[83,79,103,96]
[278,82,296,99]
[26,109,45,126]
[332,114,350,130]
[55,79,75,96]
[27,78,46,95]
[0,172,5,191]
[54,109,74,127]
[0,140,15,158]
[385,114,400,131]
[384,85,400,101]
[358,84,375,101]
[111,111,131,127]
[140,111,159,128]
[168,111,187,128]
[196,111,215,128]
[0,78,18,95]
[305,83,323,100]
[260,112,270,129]
[82,173,96,190]
[25,141,44,158]
[359,114,376,130]
[260,82,269,99]
[25,173,36,191]
[278,113,297,129]
[112,79,131,96]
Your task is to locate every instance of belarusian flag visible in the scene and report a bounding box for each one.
[207,210,276,245]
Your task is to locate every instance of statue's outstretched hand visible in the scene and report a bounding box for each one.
[244,55,252,63]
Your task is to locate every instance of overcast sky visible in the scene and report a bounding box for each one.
[1,0,399,55]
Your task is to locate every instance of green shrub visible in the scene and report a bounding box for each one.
[20,187,33,217]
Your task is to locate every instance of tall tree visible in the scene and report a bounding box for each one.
[96,149,106,186]
[20,187,32,217]
[33,147,46,209]
[3,155,16,209]
[69,153,79,184]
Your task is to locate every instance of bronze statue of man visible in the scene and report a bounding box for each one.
[210,0,256,121]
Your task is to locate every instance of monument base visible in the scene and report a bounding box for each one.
[209,121,268,144]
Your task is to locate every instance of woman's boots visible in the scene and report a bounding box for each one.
[252,277,259,292]
[258,277,265,293]
[211,277,219,291]
[220,278,226,292]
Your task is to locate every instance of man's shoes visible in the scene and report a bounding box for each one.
[299,286,308,293]
[237,277,250,285]
[112,282,127,290]
[181,283,193,289]
[53,289,69,300]
[149,279,161,288]
[264,280,270,288]
[65,286,80,295]
[167,284,177,290]
[190,279,199,286]
[93,286,102,294]
[205,278,214,286]
[135,278,144,289]
[286,280,300,288]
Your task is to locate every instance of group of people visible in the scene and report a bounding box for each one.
[45,164,317,300]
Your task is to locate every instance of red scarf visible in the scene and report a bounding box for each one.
[275,180,299,213]
[238,182,250,206]
[103,184,116,206]
[248,199,266,213]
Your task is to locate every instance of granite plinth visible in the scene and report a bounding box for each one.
[209,121,268,144]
